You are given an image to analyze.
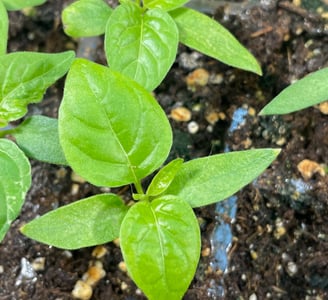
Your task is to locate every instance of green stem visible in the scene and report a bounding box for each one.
[134,179,144,195]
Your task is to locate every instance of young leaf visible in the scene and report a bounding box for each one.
[11,115,67,165]
[146,158,183,197]
[59,59,172,187]
[105,2,179,91]
[0,1,8,55]
[163,149,280,207]
[0,139,31,242]
[260,67,328,115]
[0,51,75,127]
[143,0,189,11]
[170,7,262,75]
[2,0,46,10]
[62,0,113,37]
[20,193,128,249]
[120,196,200,300]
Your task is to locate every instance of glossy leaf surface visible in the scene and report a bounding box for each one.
[146,158,183,197]
[2,0,46,10]
[260,67,328,115]
[143,0,189,11]
[21,194,128,249]
[163,149,280,207]
[105,2,178,91]
[59,59,172,187]
[120,196,200,300]
[11,115,67,165]
[0,51,75,127]
[62,0,112,37]
[0,2,8,55]
[170,7,262,75]
[0,139,31,242]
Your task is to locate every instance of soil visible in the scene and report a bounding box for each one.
[1,0,328,299]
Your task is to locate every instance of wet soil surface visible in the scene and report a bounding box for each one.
[1,0,328,299]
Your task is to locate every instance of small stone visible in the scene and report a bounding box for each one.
[201,247,211,257]
[31,257,46,271]
[318,101,328,114]
[71,172,86,183]
[297,159,325,180]
[170,107,192,122]
[205,111,221,125]
[82,262,105,286]
[286,261,298,276]
[121,281,128,291]
[188,121,199,134]
[250,250,258,260]
[118,261,127,272]
[72,280,92,300]
[209,73,224,85]
[71,183,80,195]
[249,293,257,300]
[92,245,107,259]
[0,265,4,274]
[186,68,209,90]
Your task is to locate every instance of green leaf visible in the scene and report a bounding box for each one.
[59,58,172,187]
[2,0,46,10]
[143,0,189,11]
[62,0,112,37]
[163,149,280,207]
[0,2,8,55]
[0,139,31,242]
[20,193,128,249]
[120,196,200,300]
[146,158,183,197]
[170,7,262,75]
[0,51,75,128]
[105,2,179,91]
[11,115,67,165]
[260,67,328,115]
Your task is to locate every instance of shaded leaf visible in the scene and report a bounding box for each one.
[2,0,46,10]
[21,193,128,249]
[170,7,262,75]
[163,149,280,207]
[0,2,8,55]
[59,59,172,187]
[105,2,178,91]
[0,139,31,241]
[146,158,183,197]
[0,51,75,127]
[260,67,328,115]
[120,196,200,300]
[62,0,112,37]
[11,115,67,165]
[143,0,189,11]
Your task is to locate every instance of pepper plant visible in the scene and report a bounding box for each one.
[2,0,280,299]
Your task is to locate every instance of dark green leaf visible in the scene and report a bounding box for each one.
[20,193,128,249]
[260,67,328,115]
[170,7,262,75]
[0,51,75,127]
[11,115,67,165]
[120,196,200,300]
[163,149,280,207]
[105,2,178,91]
[0,2,8,55]
[62,0,112,37]
[146,158,183,197]
[59,59,172,187]
[0,139,31,241]
[2,0,46,10]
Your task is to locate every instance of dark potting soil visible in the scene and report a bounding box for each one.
[1,0,327,299]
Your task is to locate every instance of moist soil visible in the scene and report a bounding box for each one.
[1,0,328,299]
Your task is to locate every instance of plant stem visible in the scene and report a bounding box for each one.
[134,180,144,195]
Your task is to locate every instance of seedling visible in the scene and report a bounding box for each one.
[2,0,280,299]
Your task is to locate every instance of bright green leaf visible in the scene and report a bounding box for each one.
[105,2,179,91]
[0,51,75,128]
[2,0,46,10]
[143,0,189,11]
[20,193,128,249]
[59,58,172,187]
[0,2,8,55]
[163,149,280,207]
[170,7,262,75]
[0,139,31,242]
[260,67,328,115]
[146,158,183,197]
[11,115,67,165]
[62,0,112,37]
[120,196,200,300]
